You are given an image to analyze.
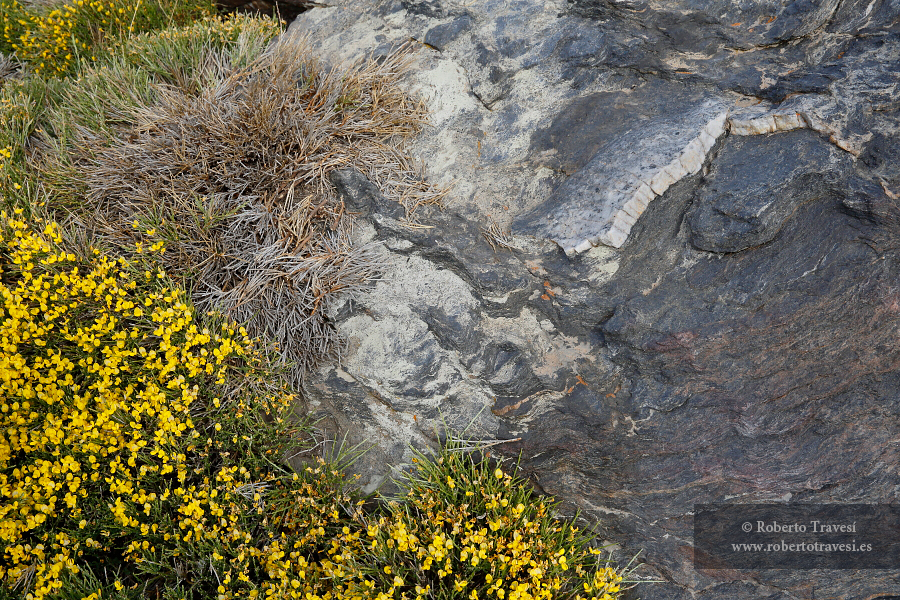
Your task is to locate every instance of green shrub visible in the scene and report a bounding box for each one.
[335,442,629,600]
[0,214,318,599]
[1,0,216,76]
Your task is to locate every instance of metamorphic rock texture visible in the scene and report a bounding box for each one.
[287,0,900,598]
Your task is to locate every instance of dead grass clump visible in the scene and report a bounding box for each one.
[71,36,446,382]
[0,52,19,81]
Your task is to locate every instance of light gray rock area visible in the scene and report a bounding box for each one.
[288,1,900,598]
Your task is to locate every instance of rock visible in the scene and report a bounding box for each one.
[688,130,850,253]
[423,15,472,51]
[287,0,900,597]
[330,167,407,221]
[515,81,729,252]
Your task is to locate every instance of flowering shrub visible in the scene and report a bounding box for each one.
[0,146,11,171]
[337,445,628,600]
[0,214,349,599]
[1,0,214,75]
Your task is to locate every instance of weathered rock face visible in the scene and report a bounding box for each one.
[288,1,900,598]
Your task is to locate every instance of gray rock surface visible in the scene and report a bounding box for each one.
[288,0,900,598]
[688,130,850,253]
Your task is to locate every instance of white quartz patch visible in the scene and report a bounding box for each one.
[515,98,729,254]
[518,95,867,255]
[728,111,805,135]
[597,110,727,249]
[728,104,869,156]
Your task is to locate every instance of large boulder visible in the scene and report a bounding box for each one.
[288,1,900,598]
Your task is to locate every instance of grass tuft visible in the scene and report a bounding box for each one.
[2,11,445,382]
[57,34,445,381]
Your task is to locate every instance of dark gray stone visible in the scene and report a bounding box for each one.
[329,167,406,221]
[688,130,849,253]
[860,132,900,186]
[401,0,443,17]
[423,15,472,51]
[515,81,728,251]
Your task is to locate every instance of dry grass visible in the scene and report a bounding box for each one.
[482,217,517,252]
[63,35,445,382]
[0,52,20,80]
